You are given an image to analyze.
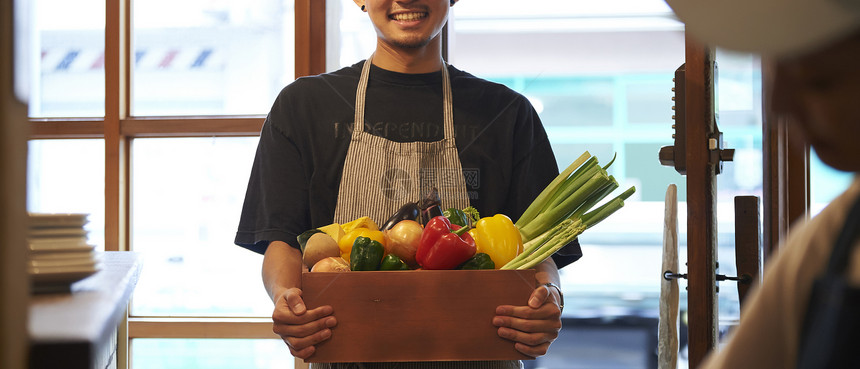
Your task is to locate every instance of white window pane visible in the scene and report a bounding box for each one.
[132,339,293,369]
[27,139,106,250]
[29,0,105,117]
[329,0,377,71]
[132,0,296,116]
[130,137,271,316]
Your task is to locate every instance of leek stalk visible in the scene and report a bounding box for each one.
[507,151,636,270]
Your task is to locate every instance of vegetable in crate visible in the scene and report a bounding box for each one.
[417,187,444,226]
[317,223,346,243]
[379,254,410,270]
[503,151,636,270]
[339,228,386,263]
[311,256,350,272]
[341,216,378,234]
[383,219,423,268]
[443,207,476,227]
[457,253,495,270]
[297,228,323,252]
[301,232,341,269]
[350,236,385,271]
[468,214,523,269]
[416,216,477,270]
[379,202,420,231]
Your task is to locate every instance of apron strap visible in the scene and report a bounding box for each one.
[797,195,860,369]
[354,56,455,140]
[826,195,860,275]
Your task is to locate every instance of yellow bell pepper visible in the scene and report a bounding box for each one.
[341,216,379,234]
[317,223,346,243]
[338,228,386,263]
[468,214,523,269]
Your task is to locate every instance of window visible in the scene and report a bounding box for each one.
[27,139,106,249]
[130,137,270,317]
[329,0,376,70]
[132,339,293,369]
[29,0,105,117]
[132,0,295,116]
[27,0,298,367]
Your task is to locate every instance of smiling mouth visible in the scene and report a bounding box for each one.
[390,12,428,21]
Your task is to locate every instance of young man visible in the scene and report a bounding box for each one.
[666,0,860,367]
[235,1,581,368]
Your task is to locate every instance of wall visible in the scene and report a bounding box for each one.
[1,0,29,367]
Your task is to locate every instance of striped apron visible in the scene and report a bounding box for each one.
[332,56,472,225]
[318,57,521,369]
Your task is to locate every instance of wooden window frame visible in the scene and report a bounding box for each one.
[28,1,326,368]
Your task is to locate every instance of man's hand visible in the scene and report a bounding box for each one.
[493,283,563,358]
[272,287,337,359]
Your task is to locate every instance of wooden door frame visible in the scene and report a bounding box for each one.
[684,53,809,369]
[683,37,719,368]
[761,61,809,261]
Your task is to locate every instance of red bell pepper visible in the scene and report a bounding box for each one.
[416,216,477,270]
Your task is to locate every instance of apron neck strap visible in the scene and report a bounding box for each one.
[354,55,455,139]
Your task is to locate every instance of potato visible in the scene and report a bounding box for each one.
[311,256,350,272]
[303,233,341,268]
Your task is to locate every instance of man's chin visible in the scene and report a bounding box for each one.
[391,39,431,50]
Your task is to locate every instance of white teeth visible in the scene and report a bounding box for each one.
[391,12,427,21]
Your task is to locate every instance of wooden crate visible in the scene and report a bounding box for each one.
[301,269,536,363]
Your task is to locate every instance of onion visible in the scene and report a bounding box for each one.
[384,220,423,268]
[311,256,350,272]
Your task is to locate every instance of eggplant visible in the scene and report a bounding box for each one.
[417,187,442,211]
[379,202,420,231]
[420,204,444,226]
[381,187,444,230]
[417,187,444,226]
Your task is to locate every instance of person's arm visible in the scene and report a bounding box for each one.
[493,258,563,357]
[263,240,337,359]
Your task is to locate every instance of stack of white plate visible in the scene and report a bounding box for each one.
[28,213,101,292]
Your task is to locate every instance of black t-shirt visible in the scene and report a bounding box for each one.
[234,61,582,268]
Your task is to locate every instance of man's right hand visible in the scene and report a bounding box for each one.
[272,287,337,359]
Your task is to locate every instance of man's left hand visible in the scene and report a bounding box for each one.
[493,284,563,357]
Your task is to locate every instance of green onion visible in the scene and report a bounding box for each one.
[515,151,591,228]
[503,219,586,270]
[518,171,610,241]
[506,220,571,270]
[507,151,636,269]
[581,186,636,228]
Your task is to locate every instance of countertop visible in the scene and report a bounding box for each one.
[29,251,142,369]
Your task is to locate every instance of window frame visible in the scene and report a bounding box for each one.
[27,1,326,368]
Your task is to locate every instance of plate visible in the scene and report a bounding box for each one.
[30,250,97,261]
[29,257,99,268]
[28,213,89,228]
[28,227,89,238]
[29,239,93,253]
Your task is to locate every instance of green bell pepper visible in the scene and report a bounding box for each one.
[350,236,385,271]
[379,254,410,270]
[457,252,495,270]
